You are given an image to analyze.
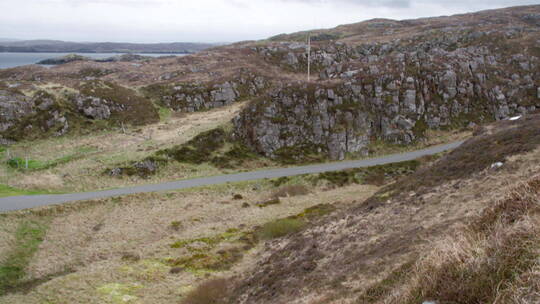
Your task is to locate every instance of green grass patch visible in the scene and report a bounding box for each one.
[297,203,337,220]
[0,220,48,295]
[158,106,172,122]
[0,184,57,198]
[170,230,240,250]
[5,147,96,172]
[167,230,257,272]
[256,218,306,240]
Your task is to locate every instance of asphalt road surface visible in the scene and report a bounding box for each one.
[0,140,464,212]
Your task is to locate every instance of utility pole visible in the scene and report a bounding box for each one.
[307,33,311,82]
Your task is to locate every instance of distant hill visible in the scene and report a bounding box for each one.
[0,40,214,53]
[268,4,540,44]
[0,38,21,42]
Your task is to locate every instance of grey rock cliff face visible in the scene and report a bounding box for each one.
[235,35,539,160]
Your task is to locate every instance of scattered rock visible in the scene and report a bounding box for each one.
[491,162,504,170]
[121,252,141,262]
[169,267,184,274]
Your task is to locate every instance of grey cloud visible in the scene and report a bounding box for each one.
[0,0,538,43]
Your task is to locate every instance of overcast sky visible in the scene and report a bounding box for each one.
[0,0,538,43]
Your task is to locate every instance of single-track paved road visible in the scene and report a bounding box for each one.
[0,141,464,212]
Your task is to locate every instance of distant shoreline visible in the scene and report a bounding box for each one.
[0,51,193,54]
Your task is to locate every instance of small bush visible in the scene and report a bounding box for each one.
[270,176,290,187]
[170,221,182,231]
[273,144,325,165]
[256,198,281,208]
[182,278,230,304]
[299,203,337,220]
[256,218,306,240]
[271,185,310,198]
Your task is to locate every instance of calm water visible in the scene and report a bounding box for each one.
[0,52,183,69]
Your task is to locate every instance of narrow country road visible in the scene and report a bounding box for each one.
[0,141,464,212]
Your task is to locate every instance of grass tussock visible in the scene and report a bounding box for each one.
[255,218,306,240]
[271,185,310,198]
[167,229,257,272]
[182,278,231,304]
[0,220,48,295]
[359,174,540,304]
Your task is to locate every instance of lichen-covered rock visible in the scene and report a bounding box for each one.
[0,90,70,140]
[73,96,112,120]
[234,46,539,160]
[0,80,159,141]
[234,23,540,161]
[0,89,33,133]
[147,73,268,112]
[76,80,159,125]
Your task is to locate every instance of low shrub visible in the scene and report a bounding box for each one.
[256,198,281,208]
[256,218,306,240]
[271,185,310,198]
[182,278,230,304]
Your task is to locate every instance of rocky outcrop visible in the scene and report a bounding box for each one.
[0,90,69,140]
[0,81,159,142]
[73,96,112,120]
[235,40,539,160]
[76,80,159,126]
[149,73,268,112]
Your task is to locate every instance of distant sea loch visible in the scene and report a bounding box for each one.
[0,52,182,69]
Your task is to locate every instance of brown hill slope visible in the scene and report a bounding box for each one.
[226,114,540,303]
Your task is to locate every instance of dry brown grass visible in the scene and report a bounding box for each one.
[365,174,540,304]
[0,176,377,303]
[229,137,540,304]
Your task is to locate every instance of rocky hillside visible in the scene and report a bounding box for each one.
[0,5,539,161]
[0,81,158,143]
[233,5,540,160]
